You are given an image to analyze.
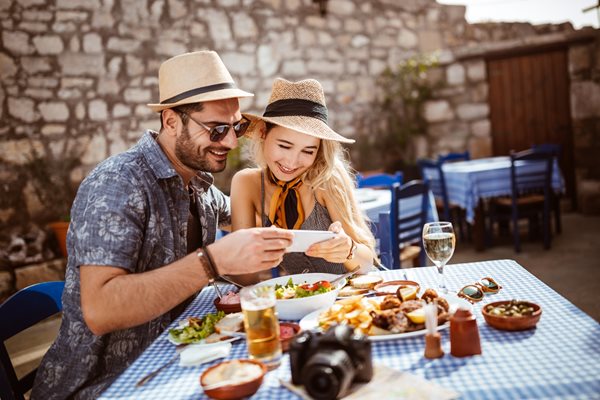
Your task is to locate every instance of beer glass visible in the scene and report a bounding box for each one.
[240,285,282,369]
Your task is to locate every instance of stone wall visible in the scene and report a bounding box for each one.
[0,0,598,297]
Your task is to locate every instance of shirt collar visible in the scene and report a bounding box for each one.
[140,130,215,191]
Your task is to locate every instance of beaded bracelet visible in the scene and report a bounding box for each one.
[196,248,218,280]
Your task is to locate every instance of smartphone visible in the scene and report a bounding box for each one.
[285,230,337,253]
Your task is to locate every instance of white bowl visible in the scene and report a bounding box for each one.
[256,273,346,320]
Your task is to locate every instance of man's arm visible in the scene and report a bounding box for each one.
[80,227,293,335]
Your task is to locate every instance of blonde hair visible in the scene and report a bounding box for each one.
[249,122,376,254]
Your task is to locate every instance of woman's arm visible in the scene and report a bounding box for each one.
[229,169,266,285]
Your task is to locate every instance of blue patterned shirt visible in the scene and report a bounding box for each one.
[32,131,230,399]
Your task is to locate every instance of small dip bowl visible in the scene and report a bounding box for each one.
[279,322,301,352]
[214,297,242,314]
[200,359,266,400]
[482,300,542,331]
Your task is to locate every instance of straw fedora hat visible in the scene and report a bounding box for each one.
[243,78,354,144]
[147,50,253,112]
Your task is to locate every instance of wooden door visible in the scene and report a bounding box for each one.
[487,47,575,205]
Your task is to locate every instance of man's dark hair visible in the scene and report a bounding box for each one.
[160,102,204,131]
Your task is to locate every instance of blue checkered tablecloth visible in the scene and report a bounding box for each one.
[99,260,600,399]
[426,157,565,223]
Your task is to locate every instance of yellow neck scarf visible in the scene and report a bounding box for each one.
[267,168,305,229]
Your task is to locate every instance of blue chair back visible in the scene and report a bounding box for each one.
[0,281,64,400]
[417,159,450,221]
[531,143,561,158]
[509,149,553,250]
[438,151,470,163]
[378,180,429,269]
[356,172,403,189]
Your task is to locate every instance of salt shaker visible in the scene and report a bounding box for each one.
[424,303,444,359]
[450,307,482,357]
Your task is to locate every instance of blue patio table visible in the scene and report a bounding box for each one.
[99,259,599,400]
[428,156,565,250]
[356,187,438,223]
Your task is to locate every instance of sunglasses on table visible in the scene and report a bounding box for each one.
[181,112,250,142]
[457,277,502,302]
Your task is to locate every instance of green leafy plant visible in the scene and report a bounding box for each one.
[363,54,441,171]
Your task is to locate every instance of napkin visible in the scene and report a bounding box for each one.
[179,342,232,367]
[280,364,460,399]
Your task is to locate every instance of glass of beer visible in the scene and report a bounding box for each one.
[240,285,282,370]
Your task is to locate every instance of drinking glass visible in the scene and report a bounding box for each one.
[422,221,456,293]
[239,285,282,369]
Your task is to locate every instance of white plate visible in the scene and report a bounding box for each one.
[355,189,380,203]
[298,294,471,341]
[167,335,242,346]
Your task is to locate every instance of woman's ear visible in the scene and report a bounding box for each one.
[258,120,267,140]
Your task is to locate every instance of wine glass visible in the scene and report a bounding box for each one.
[422,221,456,293]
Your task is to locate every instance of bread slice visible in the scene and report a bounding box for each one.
[338,286,370,297]
[214,312,244,334]
[349,275,383,289]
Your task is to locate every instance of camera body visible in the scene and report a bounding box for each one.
[289,325,373,400]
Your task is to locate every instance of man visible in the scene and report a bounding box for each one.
[31,51,293,399]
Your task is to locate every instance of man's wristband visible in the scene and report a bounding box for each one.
[201,246,220,278]
[196,248,219,280]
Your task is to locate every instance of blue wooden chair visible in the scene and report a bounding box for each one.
[438,150,470,163]
[490,149,553,252]
[377,180,429,269]
[418,158,468,241]
[531,143,562,234]
[356,171,403,189]
[0,281,64,400]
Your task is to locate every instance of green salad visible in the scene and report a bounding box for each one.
[274,278,333,299]
[168,311,225,344]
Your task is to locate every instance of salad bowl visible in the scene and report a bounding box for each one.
[256,273,346,320]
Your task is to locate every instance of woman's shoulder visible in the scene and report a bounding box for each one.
[232,168,262,187]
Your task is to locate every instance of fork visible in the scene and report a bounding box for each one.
[330,265,361,286]
[135,344,187,387]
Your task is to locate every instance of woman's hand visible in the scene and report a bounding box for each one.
[305,221,353,263]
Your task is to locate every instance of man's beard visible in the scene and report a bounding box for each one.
[174,125,229,173]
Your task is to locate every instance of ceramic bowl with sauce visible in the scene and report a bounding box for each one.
[482,300,542,331]
[213,296,242,314]
[200,359,266,400]
[279,322,301,352]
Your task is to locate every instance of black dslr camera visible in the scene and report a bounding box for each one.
[289,325,373,400]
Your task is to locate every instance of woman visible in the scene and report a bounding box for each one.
[230,78,376,277]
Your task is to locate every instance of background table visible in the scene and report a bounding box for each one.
[440,156,565,224]
[356,187,438,223]
[100,259,600,399]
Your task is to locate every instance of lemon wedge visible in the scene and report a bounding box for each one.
[406,308,426,324]
[398,286,417,301]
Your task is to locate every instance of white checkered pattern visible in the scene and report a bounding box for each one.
[99,260,600,399]
[436,156,565,223]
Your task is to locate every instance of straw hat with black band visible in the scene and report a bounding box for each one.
[243,78,355,144]
[147,50,253,112]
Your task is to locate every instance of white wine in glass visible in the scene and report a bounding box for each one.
[422,222,456,293]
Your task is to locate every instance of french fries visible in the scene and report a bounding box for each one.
[318,295,380,334]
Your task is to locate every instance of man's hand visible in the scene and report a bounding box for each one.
[207,227,293,275]
[305,221,353,263]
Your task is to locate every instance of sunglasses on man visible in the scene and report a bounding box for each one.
[180,111,250,142]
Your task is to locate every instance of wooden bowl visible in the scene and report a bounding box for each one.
[213,297,242,314]
[482,300,542,331]
[279,322,301,352]
[200,359,266,400]
[373,280,420,296]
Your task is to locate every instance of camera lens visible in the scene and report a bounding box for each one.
[302,349,355,400]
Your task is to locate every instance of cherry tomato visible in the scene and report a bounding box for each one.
[315,280,331,289]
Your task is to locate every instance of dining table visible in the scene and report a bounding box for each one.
[99,259,600,399]
[434,156,565,251]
